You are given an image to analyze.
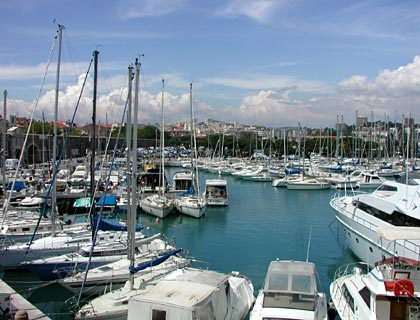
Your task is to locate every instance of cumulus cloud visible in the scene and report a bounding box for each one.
[5,55,420,129]
[338,56,420,96]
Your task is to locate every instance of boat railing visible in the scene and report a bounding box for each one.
[333,262,372,282]
[330,195,379,232]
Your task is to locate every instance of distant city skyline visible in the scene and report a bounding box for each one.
[1,1,420,128]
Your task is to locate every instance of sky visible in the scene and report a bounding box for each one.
[1,0,420,129]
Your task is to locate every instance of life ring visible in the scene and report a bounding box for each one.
[394,279,414,297]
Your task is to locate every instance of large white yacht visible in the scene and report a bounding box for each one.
[330,171,420,265]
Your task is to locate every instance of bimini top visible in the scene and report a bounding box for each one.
[377,226,420,241]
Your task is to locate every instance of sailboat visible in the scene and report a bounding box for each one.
[174,83,207,218]
[140,79,174,218]
[73,60,192,320]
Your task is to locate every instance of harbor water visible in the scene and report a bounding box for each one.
[2,166,358,319]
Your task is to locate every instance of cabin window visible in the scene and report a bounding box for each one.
[377,184,397,192]
[268,273,288,291]
[291,274,312,293]
[357,200,420,227]
[152,309,166,320]
[22,228,30,232]
[342,284,355,312]
[359,286,370,308]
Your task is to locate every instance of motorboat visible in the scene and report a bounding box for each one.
[286,177,331,190]
[204,179,229,206]
[330,226,420,319]
[249,260,327,320]
[356,170,386,189]
[127,268,255,320]
[329,171,420,265]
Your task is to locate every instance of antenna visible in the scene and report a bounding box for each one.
[306,225,313,262]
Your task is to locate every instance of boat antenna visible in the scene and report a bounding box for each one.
[306,225,313,262]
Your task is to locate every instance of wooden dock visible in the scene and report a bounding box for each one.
[0,278,50,319]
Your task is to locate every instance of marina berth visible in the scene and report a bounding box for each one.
[0,278,51,320]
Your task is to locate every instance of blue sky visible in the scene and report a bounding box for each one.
[1,0,420,128]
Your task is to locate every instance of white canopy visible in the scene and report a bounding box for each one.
[377,226,420,241]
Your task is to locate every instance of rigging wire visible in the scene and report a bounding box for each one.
[76,68,131,307]
[26,56,94,251]
[1,27,58,224]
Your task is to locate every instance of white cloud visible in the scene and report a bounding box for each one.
[205,74,332,93]
[216,0,285,23]
[118,0,187,19]
[5,55,420,129]
[338,55,420,96]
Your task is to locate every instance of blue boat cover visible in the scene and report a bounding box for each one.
[130,248,182,274]
[96,195,117,206]
[92,215,142,232]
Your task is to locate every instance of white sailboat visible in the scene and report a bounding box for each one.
[174,83,207,218]
[73,61,192,320]
[58,233,178,296]
[140,79,174,218]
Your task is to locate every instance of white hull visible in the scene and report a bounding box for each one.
[286,180,330,190]
[140,195,174,218]
[330,194,420,265]
[175,196,207,218]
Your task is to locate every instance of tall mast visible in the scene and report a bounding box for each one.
[129,58,140,290]
[91,50,99,201]
[51,23,63,233]
[160,79,165,196]
[2,90,6,202]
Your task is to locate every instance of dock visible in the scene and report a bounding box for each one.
[0,278,50,320]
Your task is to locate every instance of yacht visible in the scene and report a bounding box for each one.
[330,226,420,319]
[250,260,327,320]
[329,171,420,265]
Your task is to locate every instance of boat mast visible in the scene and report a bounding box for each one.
[2,90,6,202]
[91,50,99,202]
[52,23,63,233]
[159,79,165,196]
[129,58,140,290]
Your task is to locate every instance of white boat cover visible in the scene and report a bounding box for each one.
[127,268,254,320]
[377,226,420,241]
